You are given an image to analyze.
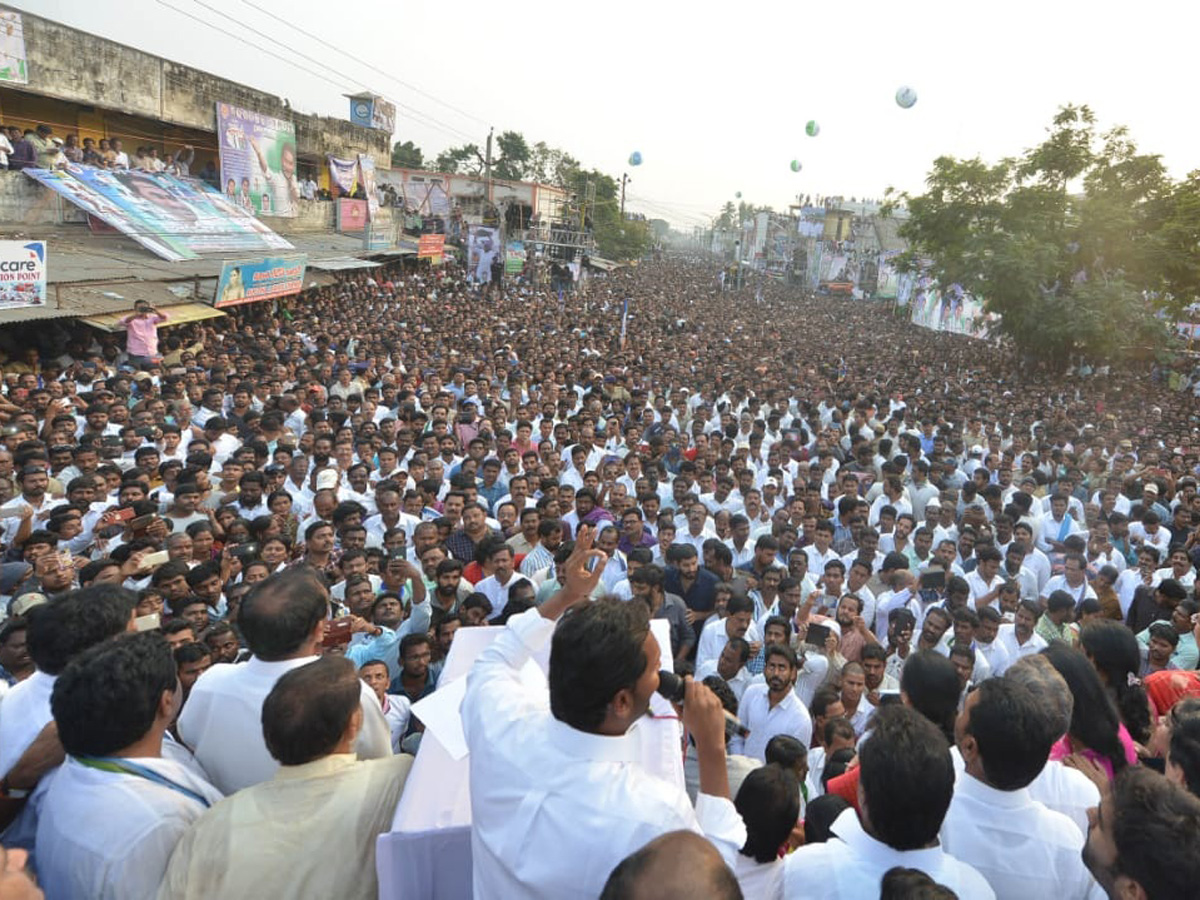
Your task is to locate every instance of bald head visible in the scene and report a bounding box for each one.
[600,831,742,900]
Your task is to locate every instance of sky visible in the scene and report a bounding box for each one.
[18,0,1200,229]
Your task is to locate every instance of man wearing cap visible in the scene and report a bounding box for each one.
[118,301,168,370]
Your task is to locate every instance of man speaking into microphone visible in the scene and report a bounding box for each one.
[462,526,746,899]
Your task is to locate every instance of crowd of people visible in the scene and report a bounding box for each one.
[0,253,1198,898]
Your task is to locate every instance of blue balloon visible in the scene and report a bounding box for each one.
[628,151,643,167]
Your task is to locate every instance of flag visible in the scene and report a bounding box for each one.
[620,298,630,349]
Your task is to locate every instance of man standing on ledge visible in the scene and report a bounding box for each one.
[462,525,746,900]
[119,299,168,369]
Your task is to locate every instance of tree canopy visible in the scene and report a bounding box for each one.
[390,140,424,169]
[887,105,1197,363]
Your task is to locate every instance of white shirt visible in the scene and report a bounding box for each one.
[476,572,533,621]
[733,853,785,900]
[995,623,1048,672]
[380,694,412,754]
[1027,760,1102,838]
[731,682,813,761]
[804,544,841,576]
[966,571,1004,608]
[975,640,1012,679]
[36,755,223,900]
[940,772,1100,900]
[695,659,754,700]
[0,669,55,778]
[696,616,763,671]
[177,656,392,795]
[1041,575,1097,605]
[784,808,995,900]
[461,608,746,900]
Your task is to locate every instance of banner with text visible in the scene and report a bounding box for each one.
[214,255,307,308]
[0,241,45,309]
[418,234,445,260]
[216,102,299,217]
[23,166,293,262]
[357,154,379,219]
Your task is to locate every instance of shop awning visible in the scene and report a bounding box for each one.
[586,256,622,272]
[308,257,381,271]
[80,301,227,332]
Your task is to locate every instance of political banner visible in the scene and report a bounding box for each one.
[216,102,299,217]
[357,154,379,219]
[467,226,500,284]
[372,99,396,134]
[909,283,994,338]
[327,156,357,197]
[418,234,445,259]
[505,240,526,274]
[0,241,45,309]
[213,255,307,308]
[23,166,293,262]
[0,11,27,84]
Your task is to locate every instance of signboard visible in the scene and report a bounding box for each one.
[348,95,396,134]
[336,199,369,235]
[418,234,445,259]
[372,99,396,134]
[216,102,299,217]
[0,11,27,84]
[0,241,45,309]
[214,255,307,308]
[23,166,293,262]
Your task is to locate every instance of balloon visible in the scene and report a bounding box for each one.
[628,151,643,166]
[790,160,802,173]
[805,120,820,137]
[735,192,742,199]
[895,86,917,109]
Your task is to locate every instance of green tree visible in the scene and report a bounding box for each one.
[434,143,483,175]
[391,140,424,169]
[888,105,1175,363]
[715,201,736,230]
[527,141,581,188]
[492,131,531,181]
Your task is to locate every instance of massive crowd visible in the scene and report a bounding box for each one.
[0,253,1198,899]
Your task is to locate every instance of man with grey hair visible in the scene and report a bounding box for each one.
[1002,654,1100,835]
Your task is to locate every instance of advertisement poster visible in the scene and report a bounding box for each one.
[357,154,378,219]
[505,240,526,274]
[23,166,293,262]
[336,199,368,235]
[0,241,45,309]
[213,255,307,308]
[0,11,27,84]
[216,102,299,217]
[327,156,357,196]
[467,225,500,284]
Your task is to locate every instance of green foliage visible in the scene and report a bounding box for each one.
[434,143,483,176]
[390,140,424,169]
[890,104,1181,363]
[492,131,531,182]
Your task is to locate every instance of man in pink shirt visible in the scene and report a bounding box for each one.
[119,300,168,367]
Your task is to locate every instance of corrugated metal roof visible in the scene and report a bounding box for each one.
[80,301,226,332]
[308,257,380,271]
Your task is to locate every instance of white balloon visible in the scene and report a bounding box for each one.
[895,86,918,109]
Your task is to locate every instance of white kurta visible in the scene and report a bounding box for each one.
[461,607,746,900]
[732,682,813,761]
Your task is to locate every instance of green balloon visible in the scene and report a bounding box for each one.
[806,120,820,137]
[790,160,802,173]
[735,192,742,198]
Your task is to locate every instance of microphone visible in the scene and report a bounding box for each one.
[657,670,749,739]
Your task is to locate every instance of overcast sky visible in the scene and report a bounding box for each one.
[20,0,1200,228]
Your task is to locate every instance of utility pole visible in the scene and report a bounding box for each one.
[620,172,630,218]
[484,126,494,207]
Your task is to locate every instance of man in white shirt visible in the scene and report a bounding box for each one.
[0,584,138,853]
[1040,552,1097,607]
[941,678,1100,900]
[995,601,1049,672]
[475,542,534,621]
[37,631,223,900]
[694,637,755,701]
[784,706,995,899]
[177,568,392,795]
[696,595,762,671]
[731,644,813,761]
[965,545,1005,610]
[462,529,746,900]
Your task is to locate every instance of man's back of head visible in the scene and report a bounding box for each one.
[549,598,651,734]
[27,584,137,675]
[735,762,800,864]
[262,656,361,766]
[51,631,176,756]
[859,705,954,851]
[239,567,328,661]
[600,830,743,900]
[958,677,1057,791]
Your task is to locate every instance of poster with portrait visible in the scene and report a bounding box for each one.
[216,102,299,217]
[214,256,306,308]
[23,166,293,261]
[467,225,500,284]
[357,154,379,219]
[0,11,26,84]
